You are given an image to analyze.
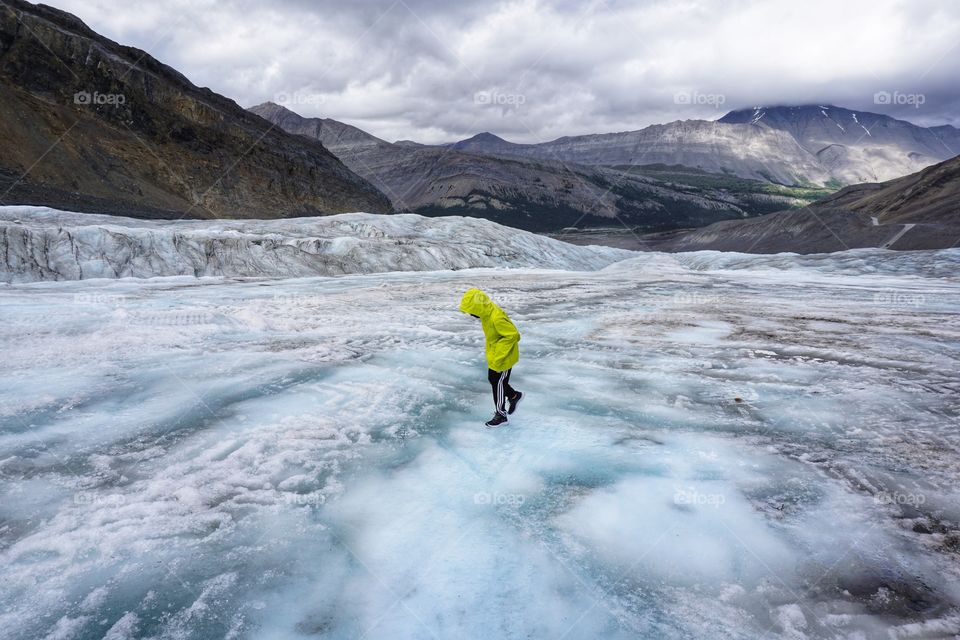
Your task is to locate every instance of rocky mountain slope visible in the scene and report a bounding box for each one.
[815,154,960,226]
[653,155,960,253]
[250,103,823,231]
[719,105,960,184]
[448,121,833,185]
[448,106,959,188]
[0,0,391,219]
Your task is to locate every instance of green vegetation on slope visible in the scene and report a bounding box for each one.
[615,164,836,205]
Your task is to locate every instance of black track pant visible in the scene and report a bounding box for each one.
[488,368,518,416]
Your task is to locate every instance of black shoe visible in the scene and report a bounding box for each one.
[485,413,508,428]
[508,391,523,415]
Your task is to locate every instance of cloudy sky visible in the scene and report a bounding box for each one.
[54,0,960,144]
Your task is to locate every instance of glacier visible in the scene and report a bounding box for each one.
[1,208,959,639]
[0,207,631,282]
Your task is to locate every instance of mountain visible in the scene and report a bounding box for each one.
[929,124,960,146]
[447,106,960,188]
[445,121,832,185]
[816,154,960,226]
[448,132,516,153]
[250,103,830,231]
[250,101,390,153]
[719,105,960,184]
[0,0,391,219]
[652,154,960,253]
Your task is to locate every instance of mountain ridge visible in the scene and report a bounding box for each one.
[443,104,959,187]
[652,154,960,253]
[4,0,955,232]
[250,102,833,231]
[0,0,392,218]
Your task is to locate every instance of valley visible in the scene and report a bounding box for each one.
[1,1,959,638]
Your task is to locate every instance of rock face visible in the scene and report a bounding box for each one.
[0,205,633,282]
[815,154,960,226]
[652,155,960,253]
[0,0,391,219]
[447,106,960,188]
[719,105,960,185]
[447,121,833,186]
[251,102,391,153]
[250,103,819,231]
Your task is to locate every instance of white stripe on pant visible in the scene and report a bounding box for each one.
[496,370,507,416]
[488,368,516,417]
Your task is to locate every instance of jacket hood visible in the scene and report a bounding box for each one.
[460,288,494,317]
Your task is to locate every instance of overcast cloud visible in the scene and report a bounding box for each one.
[52,0,960,143]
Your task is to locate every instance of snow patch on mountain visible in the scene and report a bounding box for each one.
[852,113,872,136]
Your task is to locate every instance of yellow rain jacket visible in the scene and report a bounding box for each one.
[459,288,520,372]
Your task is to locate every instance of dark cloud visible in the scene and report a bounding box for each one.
[54,0,960,142]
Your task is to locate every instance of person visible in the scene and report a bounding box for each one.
[459,288,523,427]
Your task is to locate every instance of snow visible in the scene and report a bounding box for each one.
[0,207,631,282]
[1,211,959,639]
[820,108,845,132]
[852,113,872,137]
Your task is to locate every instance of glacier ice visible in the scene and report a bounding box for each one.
[0,207,631,282]
[0,209,959,639]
